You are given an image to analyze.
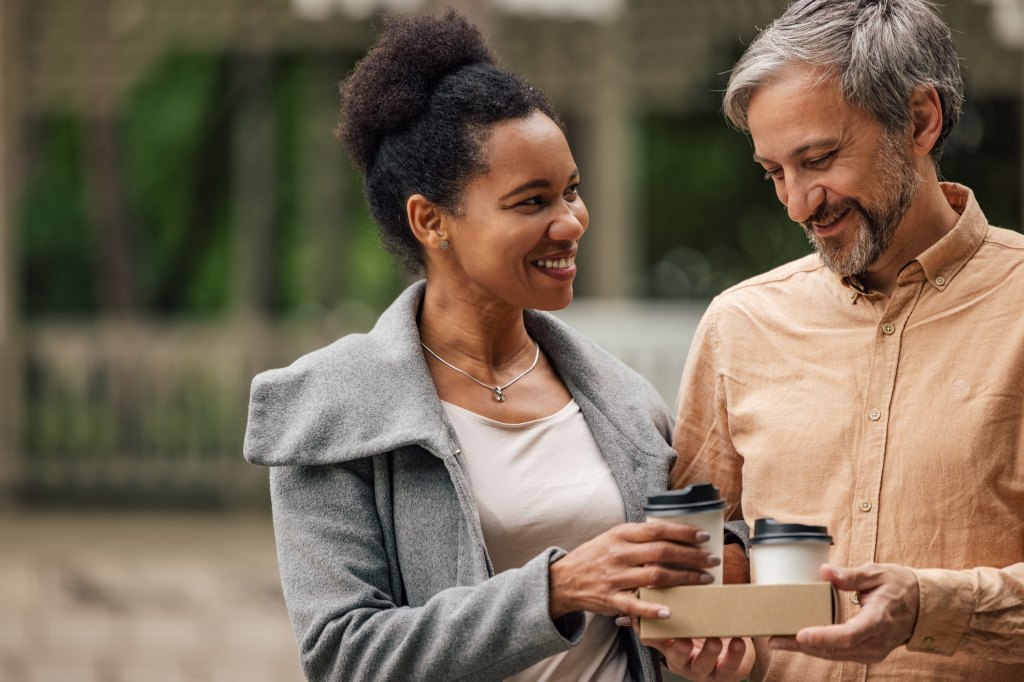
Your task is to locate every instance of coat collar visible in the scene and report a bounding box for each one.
[244,281,674,477]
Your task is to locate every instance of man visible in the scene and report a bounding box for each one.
[672,0,1024,680]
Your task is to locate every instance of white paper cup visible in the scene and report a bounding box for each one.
[645,484,726,585]
[750,518,833,585]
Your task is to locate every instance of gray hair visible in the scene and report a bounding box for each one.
[723,0,965,159]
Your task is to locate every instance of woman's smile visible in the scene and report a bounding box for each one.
[530,253,577,280]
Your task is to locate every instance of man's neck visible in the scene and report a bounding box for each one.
[861,181,961,297]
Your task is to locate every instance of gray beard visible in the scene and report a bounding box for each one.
[803,138,920,278]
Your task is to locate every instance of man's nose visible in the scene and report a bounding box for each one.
[783,179,825,224]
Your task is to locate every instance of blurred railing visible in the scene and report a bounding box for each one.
[18,319,346,509]
[15,301,707,509]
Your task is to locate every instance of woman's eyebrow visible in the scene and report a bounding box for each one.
[499,170,579,201]
[499,179,550,201]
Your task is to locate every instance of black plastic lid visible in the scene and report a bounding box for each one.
[645,483,725,513]
[750,518,833,545]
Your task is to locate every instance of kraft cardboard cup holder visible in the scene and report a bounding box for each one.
[638,582,841,640]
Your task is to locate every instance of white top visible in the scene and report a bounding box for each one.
[442,399,630,682]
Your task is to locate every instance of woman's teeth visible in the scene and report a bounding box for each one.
[532,257,574,269]
[532,254,573,268]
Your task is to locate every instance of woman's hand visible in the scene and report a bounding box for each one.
[646,637,754,682]
[548,519,718,622]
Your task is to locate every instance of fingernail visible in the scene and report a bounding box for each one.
[707,554,722,567]
[657,608,671,619]
[700,572,715,584]
[695,531,711,542]
[614,615,632,627]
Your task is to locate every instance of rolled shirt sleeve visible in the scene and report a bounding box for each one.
[909,563,1024,663]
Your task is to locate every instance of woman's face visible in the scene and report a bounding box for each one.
[435,111,588,312]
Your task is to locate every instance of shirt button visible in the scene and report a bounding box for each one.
[860,500,872,512]
[882,323,895,335]
[935,275,946,286]
[868,408,881,421]
[922,636,934,649]
[850,592,860,604]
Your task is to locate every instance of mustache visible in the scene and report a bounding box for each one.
[802,199,859,231]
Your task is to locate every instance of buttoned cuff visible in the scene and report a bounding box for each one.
[906,568,976,655]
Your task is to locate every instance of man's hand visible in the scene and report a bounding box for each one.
[645,637,754,682]
[769,563,920,663]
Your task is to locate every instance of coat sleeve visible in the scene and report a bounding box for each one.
[906,563,1024,662]
[269,460,586,682]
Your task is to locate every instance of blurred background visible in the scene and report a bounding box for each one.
[1,0,1021,680]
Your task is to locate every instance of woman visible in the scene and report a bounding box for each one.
[244,11,748,681]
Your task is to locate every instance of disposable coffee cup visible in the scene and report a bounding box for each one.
[644,483,726,585]
[750,518,833,585]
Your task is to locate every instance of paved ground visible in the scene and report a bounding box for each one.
[1,513,695,682]
[0,513,304,682]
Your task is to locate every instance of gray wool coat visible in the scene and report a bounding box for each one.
[244,281,687,681]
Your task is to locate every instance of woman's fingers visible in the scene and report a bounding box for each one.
[648,636,696,661]
[609,592,674,621]
[619,519,712,546]
[659,637,752,682]
[549,520,720,618]
[714,638,749,678]
[688,637,724,679]
[615,564,715,590]
[636,540,720,570]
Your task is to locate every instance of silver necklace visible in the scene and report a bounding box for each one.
[420,340,540,402]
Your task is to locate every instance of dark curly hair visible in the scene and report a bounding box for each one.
[337,10,561,273]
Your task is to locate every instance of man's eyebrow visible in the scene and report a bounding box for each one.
[753,138,839,164]
[498,170,579,201]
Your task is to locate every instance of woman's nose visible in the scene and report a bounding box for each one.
[549,198,588,241]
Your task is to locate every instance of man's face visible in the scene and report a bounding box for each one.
[746,64,920,277]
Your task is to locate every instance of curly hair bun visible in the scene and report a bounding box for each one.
[339,9,495,171]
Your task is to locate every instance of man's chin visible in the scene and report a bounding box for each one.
[812,242,866,277]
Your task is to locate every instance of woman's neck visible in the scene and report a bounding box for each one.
[417,281,534,373]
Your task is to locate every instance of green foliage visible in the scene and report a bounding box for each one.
[941,95,1020,232]
[19,50,409,318]
[121,52,234,314]
[271,54,309,313]
[641,113,809,298]
[20,117,96,316]
[17,50,1022,317]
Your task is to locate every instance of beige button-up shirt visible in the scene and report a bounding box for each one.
[673,184,1024,681]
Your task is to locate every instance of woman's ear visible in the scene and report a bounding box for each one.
[908,85,943,158]
[407,194,448,249]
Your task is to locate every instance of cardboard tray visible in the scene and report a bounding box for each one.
[638,583,840,639]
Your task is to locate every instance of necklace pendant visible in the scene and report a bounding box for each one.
[493,386,506,402]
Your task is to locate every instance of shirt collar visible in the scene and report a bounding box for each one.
[915,182,988,291]
[838,182,988,301]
